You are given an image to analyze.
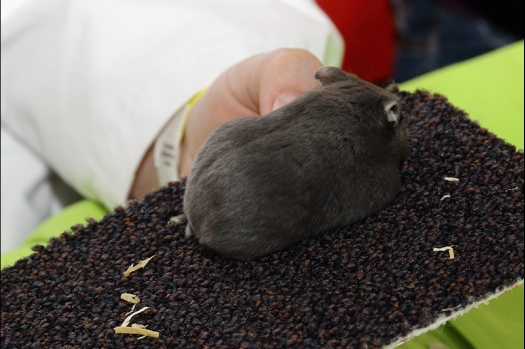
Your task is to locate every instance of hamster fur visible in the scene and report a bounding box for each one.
[183,66,409,261]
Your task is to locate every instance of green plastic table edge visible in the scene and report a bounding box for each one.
[398,40,524,150]
[1,40,523,349]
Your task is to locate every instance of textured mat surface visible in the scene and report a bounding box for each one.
[1,91,523,348]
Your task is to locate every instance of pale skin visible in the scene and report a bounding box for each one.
[129,48,323,200]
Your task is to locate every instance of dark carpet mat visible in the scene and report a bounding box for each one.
[1,90,523,349]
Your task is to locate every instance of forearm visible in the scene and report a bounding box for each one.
[129,144,158,201]
[2,0,342,208]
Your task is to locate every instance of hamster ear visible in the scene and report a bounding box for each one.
[314,66,349,85]
[384,100,401,128]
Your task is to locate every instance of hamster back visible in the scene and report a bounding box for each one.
[184,66,408,260]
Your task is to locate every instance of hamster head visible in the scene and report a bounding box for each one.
[314,66,409,165]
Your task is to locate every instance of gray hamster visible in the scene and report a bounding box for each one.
[183,66,408,261]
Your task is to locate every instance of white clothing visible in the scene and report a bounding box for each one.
[1,124,82,252]
[1,0,344,253]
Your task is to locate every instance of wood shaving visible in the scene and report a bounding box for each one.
[440,194,451,201]
[132,324,149,339]
[114,306,160,339]
[168,214,186,226]
[121,293,140,304]
[121,292,140,315]
[123,255,156,276]
[117,262,161,339]
[126,304,137,315]
[121,306,149,327]
[114,326,159,338]
[433,246,454,259]
[444,177,459,182]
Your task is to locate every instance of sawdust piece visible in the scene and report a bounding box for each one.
[440,194,451,201]
[123,255,156,276]
[126,304,137,315]
[444,177,459,182]
[121,293,140,304]
[433,246,454,259]
[168,214,186,226]
[132,324,148,339]
[115,306,160,338]
[121,306,149,327]
[114,326,159,338]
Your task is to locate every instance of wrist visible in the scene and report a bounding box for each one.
[154,87,208,185]
[153,106,186,186]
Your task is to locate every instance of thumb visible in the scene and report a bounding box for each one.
[258,48,322,115]
[272,92,299,111]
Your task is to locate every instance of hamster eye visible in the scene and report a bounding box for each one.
[384,101,400,128]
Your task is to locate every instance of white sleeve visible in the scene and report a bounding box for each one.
[1,0,344,209]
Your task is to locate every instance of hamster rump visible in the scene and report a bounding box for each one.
[184,66,409,261]
[184,116,332,260]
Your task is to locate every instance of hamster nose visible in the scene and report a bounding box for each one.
[384,101,399,128]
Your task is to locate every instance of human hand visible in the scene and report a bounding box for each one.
[178,48,323,177]
[129,48,323,200]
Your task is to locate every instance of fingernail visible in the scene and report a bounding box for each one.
[272,93,298,111]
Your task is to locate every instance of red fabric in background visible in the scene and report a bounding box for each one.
[316,0,396,84]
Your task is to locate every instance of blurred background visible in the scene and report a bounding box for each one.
[316,0,523,84]
[391,0,523,82]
